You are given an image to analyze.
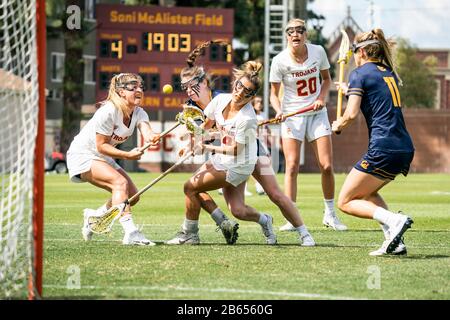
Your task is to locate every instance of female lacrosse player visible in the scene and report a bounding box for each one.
[332,29,414,256]
[173,60,281,245]
[67,73,160,246]
[167,42,314,246]
[269,18,347,232]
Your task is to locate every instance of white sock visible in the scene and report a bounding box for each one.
[373,207,394,225]
[380,223,390,240]
[255,181,264,194]
[211,208,227,226]
[96,204,108,214]
[120,214,138,234]
[296,224,309,237]
[182,219,199,234]
[258,213,268,225]
[324,199,335,215]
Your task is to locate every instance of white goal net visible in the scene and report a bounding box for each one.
[0,0,40,298]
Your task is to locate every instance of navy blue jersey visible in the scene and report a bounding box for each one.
[347,62,414,153]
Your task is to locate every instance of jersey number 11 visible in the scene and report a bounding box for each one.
[383,76,401,107]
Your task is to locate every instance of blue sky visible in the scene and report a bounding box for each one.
[309,0,450,48]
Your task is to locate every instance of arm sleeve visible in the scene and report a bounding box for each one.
[235,118,257,144]
[94,105,116,136]
[135,107,150,124]
[269,56,283,83]
[204,96,219,120]
[319,45,331,70]
[347,70,364,97]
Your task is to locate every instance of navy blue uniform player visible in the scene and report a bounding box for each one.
[332,28,414,256]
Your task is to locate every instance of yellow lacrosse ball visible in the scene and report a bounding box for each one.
[162,84,173,94]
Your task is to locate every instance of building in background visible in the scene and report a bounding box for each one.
[46,1,234,172]
[416,49,450,110]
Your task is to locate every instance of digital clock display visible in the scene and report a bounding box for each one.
[96,4,234,110]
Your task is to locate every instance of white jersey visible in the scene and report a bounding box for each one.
[204,94,257,175]
[270,43,330,116]
[68,101,149,159]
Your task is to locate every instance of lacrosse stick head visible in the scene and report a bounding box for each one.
[338,29,352,63]
[177,104,205,134]
[88,203,126,234]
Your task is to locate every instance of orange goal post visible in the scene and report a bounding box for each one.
[0,0,45,299]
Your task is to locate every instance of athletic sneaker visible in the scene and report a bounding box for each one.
[219,219,239,245]
[279,221,296,232]
[81,208,95,241]
[323,211,348,231]
[386,212,413,253]
[369,239,407,256]
[300,233,316,247]
[260,213,277,245]
[166,230,200,245]
[122,230,156,246]
[218,188,224,195]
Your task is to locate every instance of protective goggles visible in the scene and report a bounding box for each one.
[116,81,146,92]
[285,26,306,36]
[351,39,380,53]
[235,79,256,98]
[180,73,205,91]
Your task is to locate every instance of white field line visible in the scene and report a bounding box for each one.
[430,191,450,195]
[42,238,449,249]
[44,284,364,300]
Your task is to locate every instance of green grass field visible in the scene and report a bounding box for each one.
[43,173,450,300]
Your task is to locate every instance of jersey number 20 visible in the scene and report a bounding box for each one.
[383,77,401,107]
[296,78,317,96]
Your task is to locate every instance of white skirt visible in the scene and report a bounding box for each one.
[210,156,253,187]
[67,149,121,183]
[281,111,331,142]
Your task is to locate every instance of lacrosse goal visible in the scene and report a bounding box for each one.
[0,0,45,298]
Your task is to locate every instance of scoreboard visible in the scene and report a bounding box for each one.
[96,4,234,110]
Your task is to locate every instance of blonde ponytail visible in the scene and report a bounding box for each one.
[233,60,263,93]
[354,28,402,85]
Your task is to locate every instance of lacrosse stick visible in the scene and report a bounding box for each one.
[88,150,195,234]
[258,104,315,126]
[336,29,352,135]
[138,105,205,152]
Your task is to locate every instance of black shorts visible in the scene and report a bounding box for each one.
[354,149,414,180]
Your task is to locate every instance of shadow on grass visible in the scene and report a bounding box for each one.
[399,254,450,260]
[45,296,104,299]
[323,229,450,233]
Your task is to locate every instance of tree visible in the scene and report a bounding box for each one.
[173,0,264,63]
[47,0,92,153]
[60,1,89,153]
[396,38,437,109]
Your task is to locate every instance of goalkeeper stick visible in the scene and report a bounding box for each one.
[258,104,315,126]
[87,150,195,234]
